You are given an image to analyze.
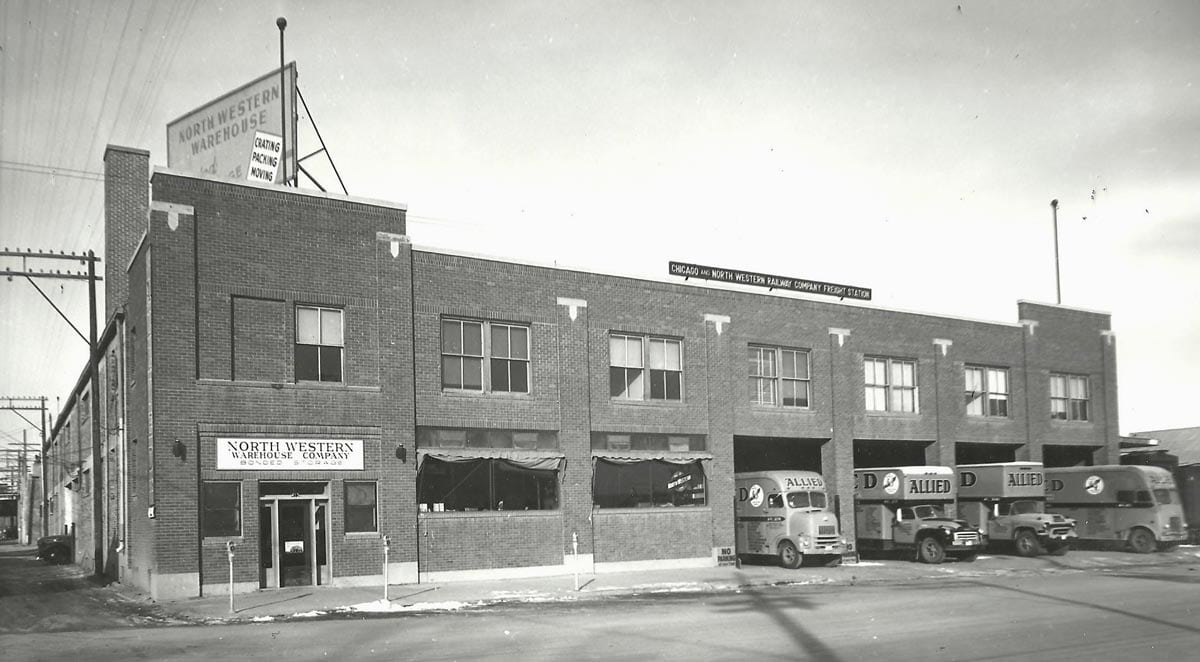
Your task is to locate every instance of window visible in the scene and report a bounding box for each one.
[965,366,1009,417]
[1050,373,1089,421]
[344,481,377,533]
[441,319,530,393]
[202,482,241,537]
[864,357,918,413]
[749,346,811,408]
[610,334,681,401]
[296,306,343,382]
[592,459,707,508]
[591,432,706,452]
[419,427,559,450]
[418,458,559,511]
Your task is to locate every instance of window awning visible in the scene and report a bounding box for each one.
[592,450,712,465]
[417,448,565,472]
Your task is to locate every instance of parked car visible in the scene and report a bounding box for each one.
[36,535,74,564]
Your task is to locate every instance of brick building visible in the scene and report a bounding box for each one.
[43,144,1120,599]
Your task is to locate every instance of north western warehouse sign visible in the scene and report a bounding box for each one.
[166,63,297,184]
[217,438,364,471]
[669,261,872,301]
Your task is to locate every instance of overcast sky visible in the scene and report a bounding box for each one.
[2,1,1198,456]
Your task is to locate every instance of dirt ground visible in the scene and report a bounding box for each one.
[0,541,185,634]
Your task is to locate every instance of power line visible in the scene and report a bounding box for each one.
[0,160,105,182]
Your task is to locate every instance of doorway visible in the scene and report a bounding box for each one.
[259,482,329,589]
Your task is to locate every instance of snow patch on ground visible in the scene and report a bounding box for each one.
[250,616,275,622]
[344,599,476,613]
[289,610,325,618]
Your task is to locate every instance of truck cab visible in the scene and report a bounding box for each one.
[735,471,847,568]
[957,462,1077,557]
[854,466,985,564]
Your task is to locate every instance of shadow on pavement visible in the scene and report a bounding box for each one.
[966,578,1200,635]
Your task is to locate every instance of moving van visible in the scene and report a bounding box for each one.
[957,462,1076,556]
[854,466,984,564]
[735,471,846,568]
[1045,465,1188,552]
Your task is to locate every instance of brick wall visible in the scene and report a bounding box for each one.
[417,512,564,571]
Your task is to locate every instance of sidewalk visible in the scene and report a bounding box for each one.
[151,545,1200,624]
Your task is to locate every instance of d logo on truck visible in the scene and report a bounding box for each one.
[960,471,978,488]
[736,484,765,508]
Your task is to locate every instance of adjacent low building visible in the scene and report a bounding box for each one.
[42,144,1121,599]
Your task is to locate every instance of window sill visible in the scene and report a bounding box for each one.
[864,411,922,418]
[593,506,711,514]
[198,378,381,393]
[418,509,561,518]
[748,404,816,413]
[344,531,380,538]
[201,535,244,543]
[440,389,533,399]
[1049,419,1094,425]
[609,398,687,407]
[964,415,1012,421]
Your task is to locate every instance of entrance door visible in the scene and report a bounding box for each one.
[279,501,312,586]
[259,482,330,589]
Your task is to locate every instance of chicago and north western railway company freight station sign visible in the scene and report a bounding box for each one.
[669,261,872,301]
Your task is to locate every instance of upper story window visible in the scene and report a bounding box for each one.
[749,346,811,408]
[1050,373,1089,421]
[610,334,681,401]
[296,306,343,382]
[965,366,1009,417]
[441,319,530,393]
[864,357,918,413]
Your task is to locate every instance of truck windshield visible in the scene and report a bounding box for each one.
[1154,489,1175,505]
[909,504,946,519]
[787,492,827,509]
[1009,500,1043,515]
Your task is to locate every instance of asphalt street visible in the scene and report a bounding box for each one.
[2,541,1198,661]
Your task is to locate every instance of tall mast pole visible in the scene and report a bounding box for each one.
[277,17,288,186]
[1051,199,1062,304]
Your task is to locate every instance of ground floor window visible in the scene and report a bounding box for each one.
[593,459,706,508]
[202,481,241,537]
[344,481,377,533]
[418,457,559,512]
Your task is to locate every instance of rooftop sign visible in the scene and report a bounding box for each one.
[669,261,871,301]
[167,63,297,184]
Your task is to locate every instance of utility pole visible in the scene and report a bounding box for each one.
[1,249,104,576]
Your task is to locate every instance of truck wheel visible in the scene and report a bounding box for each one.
[777,540,802,569]
[1126,528,1156,554]
[1014,530,1044,557]
[917,536,946,564]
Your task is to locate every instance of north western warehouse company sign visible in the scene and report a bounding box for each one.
[217,438,364,471]
[669,261,871,301]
